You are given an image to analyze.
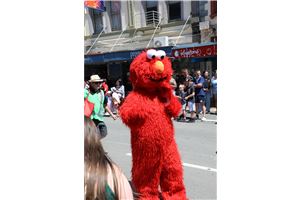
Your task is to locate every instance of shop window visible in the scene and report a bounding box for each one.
[92,9,103,33]
[211,36,217,42]
[145,1,159,25]
[191,1,199,17]
[210,1,217,19]
[168,1,181,21]
[110,1,121,30]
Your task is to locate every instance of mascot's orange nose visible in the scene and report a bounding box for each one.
[154,61,164,74]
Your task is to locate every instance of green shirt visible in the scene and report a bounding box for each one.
[105,182,115,200]
[84,89,105,122]
[105,161,115,200]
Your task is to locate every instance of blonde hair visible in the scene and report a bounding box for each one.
[179,84,184,89]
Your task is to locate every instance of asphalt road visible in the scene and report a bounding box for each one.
[101,111,217,200]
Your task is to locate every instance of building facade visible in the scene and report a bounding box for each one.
[84,0,217,95]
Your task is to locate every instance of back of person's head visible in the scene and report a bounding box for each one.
[84,116,119,200]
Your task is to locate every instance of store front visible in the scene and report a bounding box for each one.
[172,42,217,106]
[84,46,173,95]
[172,42,217,78]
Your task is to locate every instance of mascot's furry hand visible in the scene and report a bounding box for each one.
[159,80,181,119]
[120,49,188,200]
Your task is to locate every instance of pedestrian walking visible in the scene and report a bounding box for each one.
[84,116,134,200]
[211,69,217,114]
[193,70,207,121]
[176,84,186,122]
[185,78,196,123]
[84,75,117,140]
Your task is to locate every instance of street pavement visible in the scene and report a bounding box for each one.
[101,110,217,200]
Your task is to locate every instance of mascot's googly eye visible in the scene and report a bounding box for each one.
[156,50,166,60]
[147,49,157,60]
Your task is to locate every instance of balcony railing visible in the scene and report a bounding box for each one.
[135,11,161,27]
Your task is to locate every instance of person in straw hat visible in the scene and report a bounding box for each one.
[84,75,117,140]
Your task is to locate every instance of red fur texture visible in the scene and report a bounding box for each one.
[120,50,188,200]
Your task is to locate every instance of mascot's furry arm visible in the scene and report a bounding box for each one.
[120,91,148,128]
[160,81,182,119]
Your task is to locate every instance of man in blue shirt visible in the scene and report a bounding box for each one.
[193,70,206,121]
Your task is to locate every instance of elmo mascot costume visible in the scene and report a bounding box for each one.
[120,49,189,200]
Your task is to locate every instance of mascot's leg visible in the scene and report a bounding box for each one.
[131,139,162,200]
[160,138,189,200]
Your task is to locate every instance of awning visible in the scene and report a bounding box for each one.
[84,46,173,64]
[84,53,104,64]
[173,42,217,59]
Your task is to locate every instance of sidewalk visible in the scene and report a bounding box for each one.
[105,107,217,123]
[178,107,217,123]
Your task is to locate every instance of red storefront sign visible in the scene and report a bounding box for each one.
[172,44,217,59]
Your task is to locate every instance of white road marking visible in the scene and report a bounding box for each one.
[183,162,217,172]
[125,153,217,172]
[202,119,217,122]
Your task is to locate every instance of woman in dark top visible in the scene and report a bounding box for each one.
[84,116,134,200]
[203,70,212,114]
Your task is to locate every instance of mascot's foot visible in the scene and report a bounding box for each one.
[161,191,189,200]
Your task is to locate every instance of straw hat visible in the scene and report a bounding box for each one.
[89,75,104,83]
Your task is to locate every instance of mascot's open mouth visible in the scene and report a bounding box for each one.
[150,76,167,82]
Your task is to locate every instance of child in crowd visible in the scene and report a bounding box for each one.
[111,87,121,117]
[176,84,186,122]
[107,91,115,114]
[185,78,196,123]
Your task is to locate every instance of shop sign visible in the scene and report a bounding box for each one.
[173,44,217,59]
[130,51,142,59]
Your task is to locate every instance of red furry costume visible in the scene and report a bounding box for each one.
[120,49,189,200]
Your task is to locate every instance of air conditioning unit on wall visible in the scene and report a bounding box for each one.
[153,36,169,47]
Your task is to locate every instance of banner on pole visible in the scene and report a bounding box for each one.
[84,1,105,11]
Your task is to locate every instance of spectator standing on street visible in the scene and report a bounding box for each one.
[211,69,217,115]
[116,80,125,98]
[185,78,196,123]
[193,70,207,121]
[176,84,186,122]
[101,79,109,102]
[107,76,114,89]
[115,76,122,86]
[84,81,89,90]
[84,116,134,200]
[111,87,121,117]
[203,70,212,114]
[84,75,117,140]
[169,76,177,96]
[182,68,192,89]
[107,91,115,114]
